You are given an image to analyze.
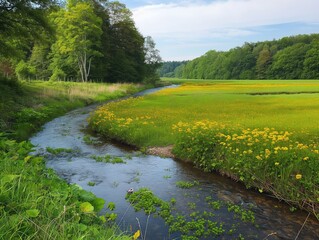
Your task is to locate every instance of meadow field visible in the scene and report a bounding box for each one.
[89,79,319,217]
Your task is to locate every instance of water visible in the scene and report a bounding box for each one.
[30,88,319,240]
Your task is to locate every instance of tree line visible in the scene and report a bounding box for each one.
[0,0,162,83]
[161,34,319,80]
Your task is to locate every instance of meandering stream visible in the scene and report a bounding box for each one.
[30,87,319,239]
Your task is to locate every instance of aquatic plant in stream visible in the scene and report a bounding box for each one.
[176,180,200,189]
[91,154,126,164]
[46,146,75,155]
[173,122,319,217]
[126,188,257,239]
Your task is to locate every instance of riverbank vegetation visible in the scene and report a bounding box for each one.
[0,79,145,239]
[159,34,319,80]
[89,80,319,218]
[0,136,131,240]
[0,78,143,140]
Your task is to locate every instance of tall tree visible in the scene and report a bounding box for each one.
[107,1,145,83]
[302,40,319,79]
[256,45,272,79]
[270,43,310,79]
[144,36,162,84]
[0,0,57,58]
[51,1,103,82]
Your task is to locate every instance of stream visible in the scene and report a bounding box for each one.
[30,87,319,239]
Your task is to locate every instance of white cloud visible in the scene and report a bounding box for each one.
[133,0,318,37]
[131,0,319,60]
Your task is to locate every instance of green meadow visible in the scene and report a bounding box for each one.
[90,79,319,145]
[89,79,319,217]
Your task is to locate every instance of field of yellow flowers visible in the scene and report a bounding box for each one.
[89,80,319,217]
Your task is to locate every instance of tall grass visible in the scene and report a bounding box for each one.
[0,80,144,140]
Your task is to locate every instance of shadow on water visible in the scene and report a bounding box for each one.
[30,86,319,240]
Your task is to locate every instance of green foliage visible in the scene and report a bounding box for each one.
[158,61,189,77]
[0,0,57,58]
[49,68,66,81]
[91,154,126,164]
[46,147,74,155]
[126,188,257,239]
[51,1,103,82]
[176,181,200,189]
[143,36,162,84]
[15,61,36,81]
[1,0,160,84]
[0,79,144,140]
[0,136,128,239]
[171,34,319,80]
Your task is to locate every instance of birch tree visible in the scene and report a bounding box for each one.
[52,1,102,82]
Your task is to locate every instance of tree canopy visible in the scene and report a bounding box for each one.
[163,34,319,80]
[0,0,162,83]
[0,0,57,58]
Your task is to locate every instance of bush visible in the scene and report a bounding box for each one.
[15,61,36,81]
[49,68,66,81]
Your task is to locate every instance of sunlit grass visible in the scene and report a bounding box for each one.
[89,80,319,146]
[0,80,144,140]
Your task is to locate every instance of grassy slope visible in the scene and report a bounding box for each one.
[0,78,144,239]
[0,79,141,140]
[89,79,319,217]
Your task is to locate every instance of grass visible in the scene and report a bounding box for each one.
[0,136,130,240]
[89,79,319,218]
[89,80,319,146]
[0,78,144,140]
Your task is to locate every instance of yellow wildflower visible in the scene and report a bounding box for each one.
[295,174,302,180]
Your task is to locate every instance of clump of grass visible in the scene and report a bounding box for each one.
[46,146,74,155]
[88,181,96,186]
[176,180,199,189]
[91,154,126,164]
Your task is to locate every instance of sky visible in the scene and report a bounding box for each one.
[120,0,319,61]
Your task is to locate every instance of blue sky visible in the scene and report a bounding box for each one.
[120,0,319,61]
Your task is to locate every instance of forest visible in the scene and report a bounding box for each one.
[0,0,161,84]
[160,34,319,79]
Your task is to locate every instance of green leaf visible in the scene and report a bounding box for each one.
[26,209,40,218]
[99,215,106,223]
[80,202,94,213]
[78,223,88,231]
[78,190,96,202]
[107,202,116,211]
[91,198,105,212]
